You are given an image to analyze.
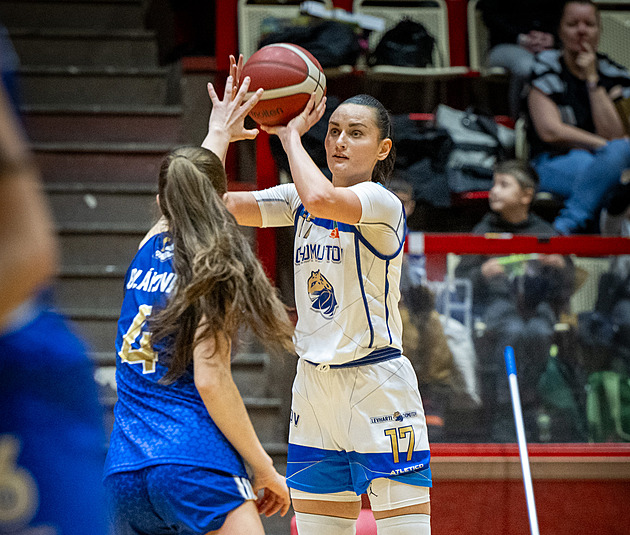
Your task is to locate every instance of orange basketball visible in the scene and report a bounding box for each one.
[241,43,327,126]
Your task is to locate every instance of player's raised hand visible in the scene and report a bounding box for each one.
[206,74,262,143]
[262,92,327,140]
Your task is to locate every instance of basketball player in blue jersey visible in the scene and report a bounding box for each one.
[219,58,433,535]
[0,82,109,534]
[103,73,294,534]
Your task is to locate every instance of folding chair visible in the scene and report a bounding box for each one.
[467,0,506,77]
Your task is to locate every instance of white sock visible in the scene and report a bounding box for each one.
[375,513,430,535]
[294,511,357,535]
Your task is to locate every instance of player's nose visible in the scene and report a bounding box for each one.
[336,131,348,147]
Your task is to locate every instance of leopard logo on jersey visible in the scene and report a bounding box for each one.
[307,270,338,319]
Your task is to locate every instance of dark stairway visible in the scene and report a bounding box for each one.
[2,2,291,531]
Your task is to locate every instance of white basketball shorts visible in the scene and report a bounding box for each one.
[286,354,432,495]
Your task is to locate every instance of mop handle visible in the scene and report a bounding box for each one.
[505,346,540,535]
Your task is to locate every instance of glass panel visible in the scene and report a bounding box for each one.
[402,233,630,444]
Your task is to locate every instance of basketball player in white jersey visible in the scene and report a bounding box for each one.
[220,58,432,535]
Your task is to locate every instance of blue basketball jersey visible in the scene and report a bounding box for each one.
[104,233,247,479]
[0,295,109,535]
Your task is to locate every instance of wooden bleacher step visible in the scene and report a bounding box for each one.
[23,105,183,144]
[10,28,160,68]
[46,182,159,226]
[0,0,145,30]
[55,265,126,311]
[19,65,176,107]
[34,141,172,183]
[57,222,149,268]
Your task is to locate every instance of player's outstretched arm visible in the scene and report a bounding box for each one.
[262,94,362,223]
[261,93,328,202]
[141,59,265,246]
[193,321,290,517]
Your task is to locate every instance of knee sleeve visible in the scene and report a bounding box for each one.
[294,512,356,535]
[375,513,430,535]
[290,489,362,504]
[367,478,430,512]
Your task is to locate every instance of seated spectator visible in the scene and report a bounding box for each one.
[526,0,630,235]
[577,224,630,441]
[389,178,454,441]
[455,160,576,442]
[478,0,564,117]
[585,204,630,376]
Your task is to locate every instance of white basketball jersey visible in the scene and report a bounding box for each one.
[253,182,406,365]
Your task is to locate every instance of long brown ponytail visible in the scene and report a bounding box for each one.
[150,147,294,383]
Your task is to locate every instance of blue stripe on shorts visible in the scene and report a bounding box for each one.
[286,443,432,495]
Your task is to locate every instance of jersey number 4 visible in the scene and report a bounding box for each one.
[119,304,158,373]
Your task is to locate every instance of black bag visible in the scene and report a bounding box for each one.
[258,18,361,68]
[369,18,436,68]
[435,104,515,193]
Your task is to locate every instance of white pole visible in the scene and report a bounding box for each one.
[504,345,540,535]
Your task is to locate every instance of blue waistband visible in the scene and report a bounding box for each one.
[304,347,402,369]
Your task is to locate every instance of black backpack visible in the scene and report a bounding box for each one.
[369,18,436,68]
[258,19,362,68]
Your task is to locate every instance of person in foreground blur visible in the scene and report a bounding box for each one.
[456,160,575,442]
[0,81,109,533]
[526,0,630,235]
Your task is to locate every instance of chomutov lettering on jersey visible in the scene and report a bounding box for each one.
[290,410,300,427]
[390,463,424,475]
[126,268,177,294]
[295,243,342,265]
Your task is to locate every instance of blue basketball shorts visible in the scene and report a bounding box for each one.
[104,464,256,534]
[286,356,432,496]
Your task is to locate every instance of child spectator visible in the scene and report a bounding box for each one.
[455,160,576,442]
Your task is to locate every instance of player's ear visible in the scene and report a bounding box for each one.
[377,138,392,161]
